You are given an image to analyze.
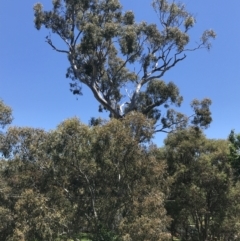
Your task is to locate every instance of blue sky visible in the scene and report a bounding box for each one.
[0,0,239,146]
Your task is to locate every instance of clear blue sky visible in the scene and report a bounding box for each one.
[0,0,239,146]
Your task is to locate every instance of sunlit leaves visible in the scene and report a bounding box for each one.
[33,3,44,30]
[0,127,47,161]
[201,29,217,49]
[0,100,13,129]
[119,25,138,55]
[184,16,195,29]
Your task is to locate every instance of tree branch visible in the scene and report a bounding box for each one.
[46,38,69,54]
[154,114,194,133]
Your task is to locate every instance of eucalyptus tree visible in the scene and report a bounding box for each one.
[45,113,170,240]
[163,128,240,240]
[34,0,215,132]
[0,102,70,241]
[0,112,170,240]
[0,126,70,241]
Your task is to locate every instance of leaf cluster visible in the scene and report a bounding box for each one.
[0,100,13,129]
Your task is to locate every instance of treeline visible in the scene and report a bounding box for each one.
[0,100,240,241]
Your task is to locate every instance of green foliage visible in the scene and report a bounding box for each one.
[0,99,13,129]
[91,224,119,241]
[33,0,215,133]
[0,124,71,240]
[44,113,170,240]
[0,108,170,240]
[163,128,240,240]
[228,130,240,180]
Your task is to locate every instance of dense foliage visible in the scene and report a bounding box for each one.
[163,128,240,240]
[1,99,240,240]
[0,106,170,240]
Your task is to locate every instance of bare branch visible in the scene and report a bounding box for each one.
[46,38,69,54]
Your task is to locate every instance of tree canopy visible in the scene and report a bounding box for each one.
[1,105,240,240]
[162,128,240,240]
[0,110,170,240]
[33,0,215,133]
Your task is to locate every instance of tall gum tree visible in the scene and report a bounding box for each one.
[33,0,215,133]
